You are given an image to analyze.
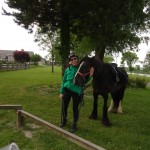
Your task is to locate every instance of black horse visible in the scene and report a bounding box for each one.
[74,56,128,126]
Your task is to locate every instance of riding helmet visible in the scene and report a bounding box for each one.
[68,53,78,60]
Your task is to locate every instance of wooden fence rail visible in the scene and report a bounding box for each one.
[0,105,106,150]
[0,63,29,71]
[0,105,22,110]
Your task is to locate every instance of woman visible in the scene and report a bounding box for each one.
[59,53,94,133]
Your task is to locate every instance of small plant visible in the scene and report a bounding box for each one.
[135,77,148,88]
[128,76,148,88]
[127,77,136,88]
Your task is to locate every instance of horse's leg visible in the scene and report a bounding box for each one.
[117,86,126,113]
[117,100,123,114]
[89,91,98,120]
[102,93,112,126]
[108,98,117,113]
[109,91,121,113]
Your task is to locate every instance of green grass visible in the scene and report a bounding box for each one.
[0,66,150,150]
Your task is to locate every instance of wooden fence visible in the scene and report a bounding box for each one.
[0,105,106,150]
[0,63,29,71]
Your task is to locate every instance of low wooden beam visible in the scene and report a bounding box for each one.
[0,105,22,110]
[19,110,106,150]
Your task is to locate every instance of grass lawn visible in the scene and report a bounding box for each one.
[0,66,150,150]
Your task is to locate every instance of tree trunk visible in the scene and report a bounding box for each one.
[95,46,106,61]
[60,0,70,76]
[51,49,54,73]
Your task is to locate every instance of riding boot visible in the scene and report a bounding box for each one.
[70,123,77,133]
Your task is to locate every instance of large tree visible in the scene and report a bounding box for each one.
[70,0,150,60]
[3,0,150,66]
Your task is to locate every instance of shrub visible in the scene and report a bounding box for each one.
[128,76,148,89]
[135,77,148,88]
[30,54,41,65]
[13,50,30,62]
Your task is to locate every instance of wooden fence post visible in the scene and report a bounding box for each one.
[12,63,14,70]
[16,110,24,127]
[7,63,9,70]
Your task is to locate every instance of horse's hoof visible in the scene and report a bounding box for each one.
[89,114,97,120]
[108,110,117,114]
[102,120,112,127]
[117,110,123,114]
[108,108,117,113]
[117,108,123,114]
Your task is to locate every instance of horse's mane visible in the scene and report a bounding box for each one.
[78,56,91,66]
[78,56,103,67]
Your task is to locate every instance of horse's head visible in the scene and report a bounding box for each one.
[74,56,95,86]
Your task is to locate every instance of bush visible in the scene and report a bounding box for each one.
[30,54,41,65]
[13,50,30,62]
[128,76,148,89]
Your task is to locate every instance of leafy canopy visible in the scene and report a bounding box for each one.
[3,0,150,61]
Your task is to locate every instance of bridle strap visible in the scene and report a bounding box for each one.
[75,61,90,81]
[77,71,90,81]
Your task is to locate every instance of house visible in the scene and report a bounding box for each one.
[0,49,34,62]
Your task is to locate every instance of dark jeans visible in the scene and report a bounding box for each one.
[62,88,82,124]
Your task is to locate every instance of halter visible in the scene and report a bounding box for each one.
[77,71,90,81]
[75,61,90,82]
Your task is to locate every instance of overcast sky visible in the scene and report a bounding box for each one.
[0,0,149,64]
[0,0,48,58]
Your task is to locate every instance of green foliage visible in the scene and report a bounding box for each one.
[30,54,41,65]
[3,0,150,62]
[143,51,150,72]
[103,55,114,63]
[135,65,140,71]
[34,28,55,60]
[74,37,96,56]
[143,65,150,73]
[69,0,150,58]
[128,76,149,89]
[144,51,150,64]
[121,51,139,72]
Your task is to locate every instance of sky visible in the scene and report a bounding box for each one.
[0,0,48,58]
[0,0,150,64]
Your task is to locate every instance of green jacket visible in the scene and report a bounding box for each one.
[60,65,91,95]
